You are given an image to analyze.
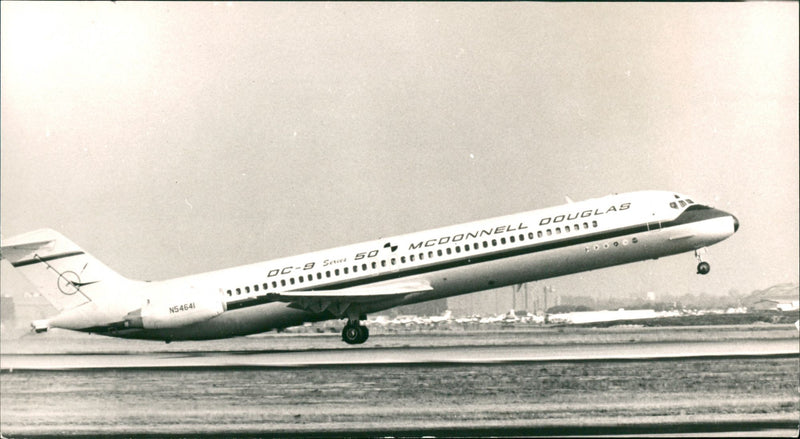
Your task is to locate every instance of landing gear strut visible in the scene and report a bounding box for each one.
[342,320,369,345]
[695,248,710,275]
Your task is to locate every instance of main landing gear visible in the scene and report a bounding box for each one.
[342,320,369,345]
[695,248,710,275]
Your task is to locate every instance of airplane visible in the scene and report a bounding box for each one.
[0,190,738,344]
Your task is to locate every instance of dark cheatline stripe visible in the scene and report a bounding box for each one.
[226,294,279,311]
[310,205,730,291]
[222,207,731,313]
[10,251,85,267]
[313,223,650,291]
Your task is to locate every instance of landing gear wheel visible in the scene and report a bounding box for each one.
[697,261,710,275]
[342,325,360,344]
[357,326,369,344]
[342,324,369,344]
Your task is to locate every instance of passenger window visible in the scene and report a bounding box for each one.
[491,239,497,246]
[272,281,278,288]
[528,232,534,239]
[335,269,340,275]
[391,258,396,265]
[263,283,268,290]
[565,226,570,233]
[315,273,321,280]
[308,274,313,281]
[226,290,232,296]
[326,271,331,278]
[428,251,434,258]
[455,246,461,253]
[509,236,515,243]
[437,249,443,256]
[519,234,524,241]
[500,237,506,245]
[281,280,286,287]
[236,288,241,295]
[555,228,561,234]
[537,231,543,238]
[381,260,386,267]
[245,286,250,293]
[353,265,358,272]
[446,248,452,255]
[290,278,295,285]
[583,222,589,229]
[409,255,415,262]
[343,267,349,274]
[574,224,580,230]
[298,276,304,283]
[547,229,552,236]
[592,220,598,227]
[254,285,259,292]
[362,263,368,270]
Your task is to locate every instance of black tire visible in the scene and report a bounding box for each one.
[356,325,369,344]
[697,261,710,275]
[342,325,361,344]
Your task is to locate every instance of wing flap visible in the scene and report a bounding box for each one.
[267,279,433,303]
[263,279,433,318]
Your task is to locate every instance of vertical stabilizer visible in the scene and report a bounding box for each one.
[1,229,133,311]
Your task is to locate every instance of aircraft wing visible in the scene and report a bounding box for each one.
[267,279,433,302]
[263,279,433,317]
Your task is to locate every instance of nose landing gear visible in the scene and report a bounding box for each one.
[695,248,710,275]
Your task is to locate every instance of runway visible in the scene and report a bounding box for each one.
[2,327,798,437]
[1,338,797,370]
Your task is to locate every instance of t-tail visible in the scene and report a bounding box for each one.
[0,229,142,332]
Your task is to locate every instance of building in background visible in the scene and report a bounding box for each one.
[743,283,799,311]
[394,298,447,317]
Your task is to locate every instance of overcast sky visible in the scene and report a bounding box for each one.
[2,2,798,303]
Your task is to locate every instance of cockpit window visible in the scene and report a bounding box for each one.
[670,202,678,209]
[686,199,694,204]
[679,200,686,207]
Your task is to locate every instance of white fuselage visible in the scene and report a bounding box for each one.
[76,190,737,341]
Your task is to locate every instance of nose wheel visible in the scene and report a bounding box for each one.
[342,321,369,344]
[695,248,710,275]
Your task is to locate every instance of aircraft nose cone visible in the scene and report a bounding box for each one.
[732,215,739,232]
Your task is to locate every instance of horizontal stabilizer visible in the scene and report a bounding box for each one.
[0,239,55,255]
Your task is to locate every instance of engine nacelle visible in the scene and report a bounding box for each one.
[125,290,226,329]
